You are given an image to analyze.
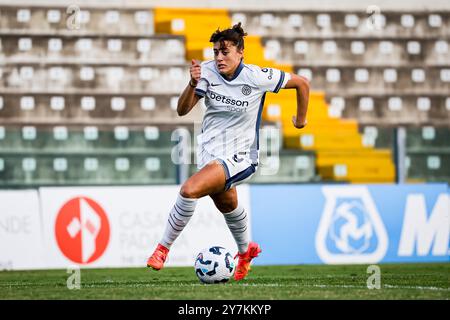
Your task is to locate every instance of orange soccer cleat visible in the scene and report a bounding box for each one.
[234,242,262,281]
[147,244,169,271]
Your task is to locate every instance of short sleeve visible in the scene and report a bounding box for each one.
[255,67,291,93]
[194,62,209,99]
[194,78,208,98]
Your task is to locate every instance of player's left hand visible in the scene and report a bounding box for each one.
[292,116,307,129]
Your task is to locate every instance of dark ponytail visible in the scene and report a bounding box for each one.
[209,22,248,50]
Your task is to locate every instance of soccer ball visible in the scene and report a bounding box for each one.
[194,246,235,284]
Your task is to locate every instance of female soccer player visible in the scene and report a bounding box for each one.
[147,23,309,281]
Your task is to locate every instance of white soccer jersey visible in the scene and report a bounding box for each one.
[195,60,290,163]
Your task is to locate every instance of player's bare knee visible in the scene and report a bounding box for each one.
[180,183,199,199]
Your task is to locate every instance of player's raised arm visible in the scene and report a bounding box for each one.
[284,73,310,129]
[177,59,202,116]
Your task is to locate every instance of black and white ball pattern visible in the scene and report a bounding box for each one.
[194,246,235,284]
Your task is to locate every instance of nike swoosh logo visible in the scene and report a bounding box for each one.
[211,83,221,87]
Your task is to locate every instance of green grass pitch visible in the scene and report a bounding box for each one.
[0,263,448,299]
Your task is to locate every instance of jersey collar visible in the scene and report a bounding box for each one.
[217,60,244,82]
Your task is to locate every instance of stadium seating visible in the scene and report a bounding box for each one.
[0,5,448,186]
[151,8,396,183]
[0,34,185,63]
[404,127,450,182]
[0,92,203,123]
[357,125,450,183]
[0,64,189,92]
[230,11,447,38]
[0,124,182,186]
[0,7,155,34]
[0,153,177,187]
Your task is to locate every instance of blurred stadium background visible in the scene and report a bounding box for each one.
[0,0,448,299]
[0,0,449,186]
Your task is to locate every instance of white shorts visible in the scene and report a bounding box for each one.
[197,148,258,191]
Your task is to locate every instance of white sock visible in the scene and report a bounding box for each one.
[223,205,249,254]
[160,193,197,249]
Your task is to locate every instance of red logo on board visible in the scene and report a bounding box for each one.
[55,197,110,264]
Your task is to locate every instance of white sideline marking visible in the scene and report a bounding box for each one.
[77,282,449,291]
[3,282,448,291]
[383,284,449,291]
